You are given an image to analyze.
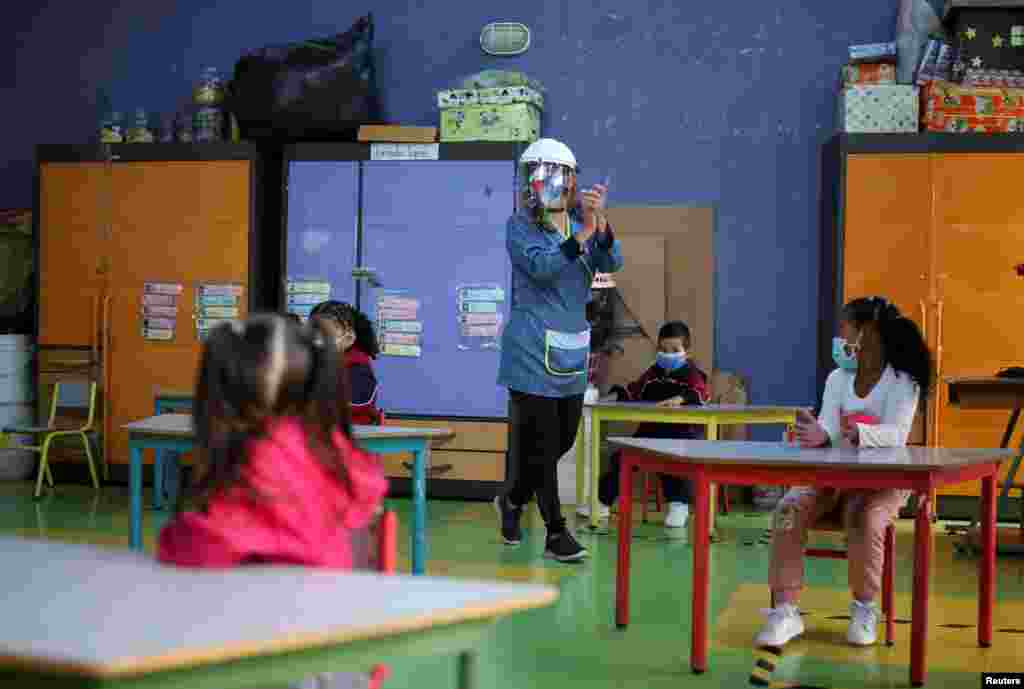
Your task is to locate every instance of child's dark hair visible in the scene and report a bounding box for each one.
[658,320,692,349]
[188,314,352,511]
[842,296,932,400]
[309,300,379,358]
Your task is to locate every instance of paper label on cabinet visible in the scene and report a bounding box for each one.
[144,282,184,295]
[370,143,440,161]
[381,344,422,357]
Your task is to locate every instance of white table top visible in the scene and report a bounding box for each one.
[586,401,804,415]
[123,414,454,442]
[607,437,1015,471]
[0,537,556,678]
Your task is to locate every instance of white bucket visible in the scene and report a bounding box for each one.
[0,402,35,481]
[0,335,34,404]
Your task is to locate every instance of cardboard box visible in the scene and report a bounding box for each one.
[839,84,920,132]
[437,86,544,110]
[357,125,437,143]
[439,103,540,142]
[926,112,1024,131]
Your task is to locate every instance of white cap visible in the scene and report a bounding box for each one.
[519,138,576,170]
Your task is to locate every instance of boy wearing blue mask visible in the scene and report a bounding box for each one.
[596,320,709,529]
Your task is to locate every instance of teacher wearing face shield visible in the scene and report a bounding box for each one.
[494,138,623,562]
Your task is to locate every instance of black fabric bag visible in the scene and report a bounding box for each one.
[227,13,381,141]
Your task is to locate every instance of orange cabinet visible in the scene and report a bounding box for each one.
[825,136,1024,504]
[35,145,267,468]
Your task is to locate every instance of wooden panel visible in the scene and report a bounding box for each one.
[931,154,1024,496]
[381,450,505,482]
[38,163,109,347]
[104,287,202,466]
[604,206,714,371]
[844,154,933,449]
[605,235,664,385]
[109,161,250,287]
[382,418,506,452]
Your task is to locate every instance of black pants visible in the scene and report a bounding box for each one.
[598,450,691,507]
[505,390,584,535]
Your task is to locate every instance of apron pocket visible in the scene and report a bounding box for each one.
[544,329,590,377]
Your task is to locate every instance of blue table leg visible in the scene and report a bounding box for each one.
[412,442,428,575]
[130,443,143,551]
[153,449,164,510]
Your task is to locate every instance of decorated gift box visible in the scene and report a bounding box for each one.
[944,1,1024,83]
[921,78,1024,131]
[843,62,898,85]
[437,85,543,143]
[838,84,920,133]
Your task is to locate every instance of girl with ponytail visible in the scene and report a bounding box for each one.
[157,313,388,569]
[755,297,932,650]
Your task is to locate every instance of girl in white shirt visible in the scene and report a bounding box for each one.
[755,296,932,649]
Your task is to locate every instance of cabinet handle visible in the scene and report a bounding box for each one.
[402,462,453,476]
[90,294,99,362]
[919,299,927,341]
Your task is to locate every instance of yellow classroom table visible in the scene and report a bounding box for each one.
[576,402,802,530]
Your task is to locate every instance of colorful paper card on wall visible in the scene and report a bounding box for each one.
[194,282,244,341]
[141,282,182,341]
[376,290,423,358]
[456,283,504,351]
[285,278,331,322]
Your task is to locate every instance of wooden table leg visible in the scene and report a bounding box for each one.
[979,473,996,648]
[615,452,634,628]
[910,491,933,687]
[691,469,710,674]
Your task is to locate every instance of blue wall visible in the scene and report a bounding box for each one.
[3,0,900,410]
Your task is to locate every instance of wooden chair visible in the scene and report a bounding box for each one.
[2,379,103,498]
[768,510,900,647]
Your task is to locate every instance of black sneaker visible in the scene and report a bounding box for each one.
[494,495,523,545]
[544,530,588,562]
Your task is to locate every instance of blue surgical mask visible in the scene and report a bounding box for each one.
[656,351,687,372]
[832,336,859,371]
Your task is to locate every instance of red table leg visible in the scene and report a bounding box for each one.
[884,524,895,646]
[979,473,996,648]
[615,453,635,629]
[910,492,933,687]
[691,470,710,674]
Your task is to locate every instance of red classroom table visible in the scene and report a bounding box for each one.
[609,437,1014,687]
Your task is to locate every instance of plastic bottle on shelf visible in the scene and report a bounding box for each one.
[100,110,123,143]
[193,67,225,107]
[126,108,154,143]
[192,67,226,142]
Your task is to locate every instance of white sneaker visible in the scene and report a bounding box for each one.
[847,599,878,646]
[665,502,689,528]
[754,603,805,647]
[575,502,610,519]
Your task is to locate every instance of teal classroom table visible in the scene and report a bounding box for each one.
[123,414,453,575]
[0,536,557,689]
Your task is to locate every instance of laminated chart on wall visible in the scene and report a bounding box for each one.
[285,279,332,322]
[194,283,244,341]
[456,283,505,351]
[376,290,423,358]
[140,283,183,341]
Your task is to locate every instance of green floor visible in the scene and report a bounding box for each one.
[3,481,1024,688]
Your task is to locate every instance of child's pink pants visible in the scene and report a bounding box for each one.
[769,487,909,604]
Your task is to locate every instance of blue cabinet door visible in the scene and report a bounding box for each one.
[362,160,514,419]
[284,161,359,317]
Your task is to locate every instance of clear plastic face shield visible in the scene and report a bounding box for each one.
[526,161,574,210]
